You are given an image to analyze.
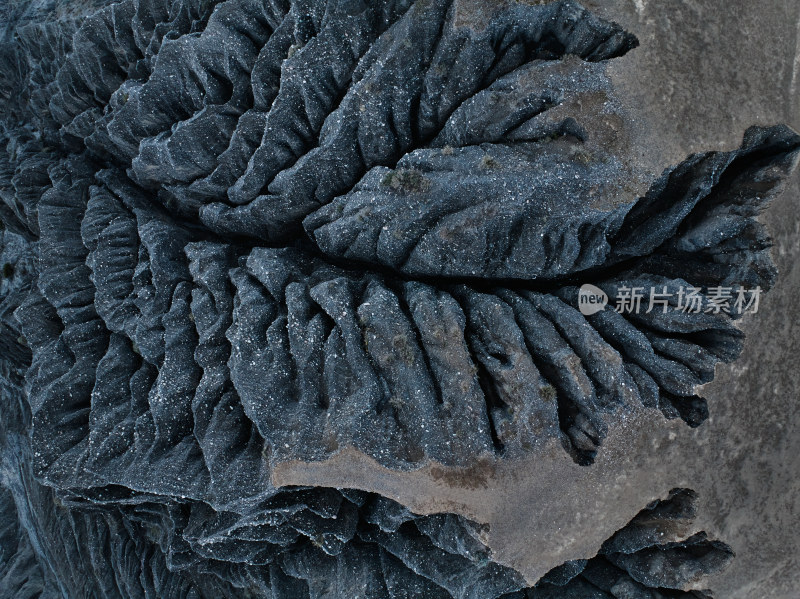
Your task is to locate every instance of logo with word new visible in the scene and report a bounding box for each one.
[578,284,608,315]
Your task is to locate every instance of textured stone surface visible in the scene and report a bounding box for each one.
[1,0,799,597]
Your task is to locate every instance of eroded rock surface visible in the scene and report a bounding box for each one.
[1,0,798,597]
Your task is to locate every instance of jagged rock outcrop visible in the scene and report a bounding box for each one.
[1,0,798,597]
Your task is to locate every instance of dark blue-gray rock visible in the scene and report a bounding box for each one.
[1,0,798,597]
